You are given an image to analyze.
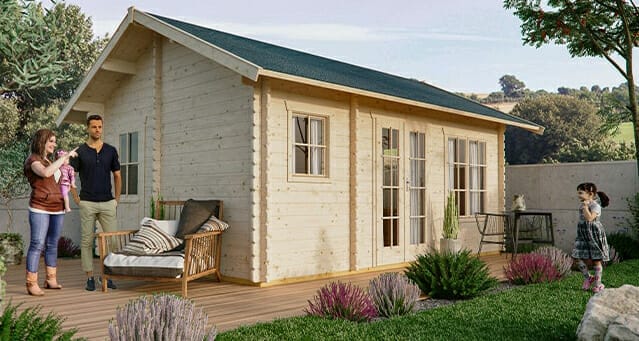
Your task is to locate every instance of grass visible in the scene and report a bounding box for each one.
[612,122,634,145]
[218,260,639,340]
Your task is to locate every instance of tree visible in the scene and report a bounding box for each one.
[0,0,107,133]
[505,95,632,164]
[499,75,527,98]
[504,0,639,174]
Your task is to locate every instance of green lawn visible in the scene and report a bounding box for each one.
[218,260,639,341]
[612,122,634,145]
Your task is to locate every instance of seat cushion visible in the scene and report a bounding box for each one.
[198,215,229,233]
[103,251,184,278]
[121,219,183,255]
[175,199,221,238]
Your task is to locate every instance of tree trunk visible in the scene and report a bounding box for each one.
[626,41,639,177]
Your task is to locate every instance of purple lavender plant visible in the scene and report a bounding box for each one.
[368,272,420,318]
[533,246,572,278]
[305,281,377,322]
[505,253,561,285]
[57,236,80,258]
[108,294,217,340]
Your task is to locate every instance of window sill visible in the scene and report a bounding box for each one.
[119,195,139,204]
[287,175,331,184]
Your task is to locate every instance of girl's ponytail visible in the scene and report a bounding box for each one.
[597,191,610,208]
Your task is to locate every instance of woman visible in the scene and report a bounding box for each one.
[23,129,77,296]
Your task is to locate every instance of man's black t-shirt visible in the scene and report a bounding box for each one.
[70,143,120,202]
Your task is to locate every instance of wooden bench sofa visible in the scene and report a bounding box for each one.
[97,200,224,297]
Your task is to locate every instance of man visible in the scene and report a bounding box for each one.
[70,114,121,291]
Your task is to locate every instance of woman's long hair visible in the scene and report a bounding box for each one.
[30,129,56,162]
[577,182,610,208]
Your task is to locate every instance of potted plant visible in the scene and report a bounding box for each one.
[440,191,461,253]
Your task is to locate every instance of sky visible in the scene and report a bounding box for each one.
[63,0,635,94]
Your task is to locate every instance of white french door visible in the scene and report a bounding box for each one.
[375,119,428,265]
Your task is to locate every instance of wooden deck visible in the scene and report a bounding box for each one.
[4,254,508,340]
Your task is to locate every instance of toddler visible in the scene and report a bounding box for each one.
[56,150,76,213]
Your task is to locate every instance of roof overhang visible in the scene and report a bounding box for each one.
[57,8,543,135]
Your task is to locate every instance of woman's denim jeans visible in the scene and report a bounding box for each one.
[26,211,64,273]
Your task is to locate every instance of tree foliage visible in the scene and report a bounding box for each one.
[506,94,634,164]
[500,74,527,98]
[504,0,639,171]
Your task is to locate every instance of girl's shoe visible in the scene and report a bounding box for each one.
[582,276,595,291]
[592,284,605,293]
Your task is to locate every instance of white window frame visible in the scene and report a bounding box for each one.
[119,131,140,197]
[289,112,329,180]
[447,137,487,216]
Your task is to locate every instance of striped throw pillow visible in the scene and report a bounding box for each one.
[197,215,229,233]
[122,219,183,255]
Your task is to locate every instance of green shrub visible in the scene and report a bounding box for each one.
[108,294,217,340]
[0,302,81,340]
[607,232,639,261]
[368,273,420,318]
[404,249,497,299]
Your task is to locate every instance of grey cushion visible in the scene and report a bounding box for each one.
[198,215,229,233]
[175,199,221,238]
[121,220,183,255]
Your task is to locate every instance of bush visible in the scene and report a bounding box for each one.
[607,231,639,261]
[58,236,80,258]
[305,281,377,322]
[0,302,80,340]
[108,294,217,340]
[532,246,572,278]
[368,272,420,318]
[404,249,497,299]
[505,253,561,285]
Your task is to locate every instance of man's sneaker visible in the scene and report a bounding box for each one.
[98,277,117,289]
[582,276,595,291]
[85,277,95,291]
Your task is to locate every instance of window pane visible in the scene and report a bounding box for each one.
[480,167,486,189]
[130,132,138,163]
[128,165,138,195]
[410,132,416,158]
[310,147,324,175]
[479,142,486,165]
[121,166,128,195]
[383,219,391,247]
[458,166,466,190]
[419,133,425,158]
[310,118,323,145]
[382,128,390,152]
[119,134,128,164]
[418,160,425,187]
[383,188,391,217]
[391,188,398,217]
[391,129,399,154]
[391,158,398,187]
[458,139,466,163]
[294,116,308,144]
[383,158,392,186]
[392,219,399,246]
[458,191,467,216]
[294,145,308,174]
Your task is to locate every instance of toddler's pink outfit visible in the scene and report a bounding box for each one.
[59,164,75,197]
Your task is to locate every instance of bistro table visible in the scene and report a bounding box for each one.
[476,210,554,258]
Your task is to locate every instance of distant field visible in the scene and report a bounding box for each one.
[612,122,634,144]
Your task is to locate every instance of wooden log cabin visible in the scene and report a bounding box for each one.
[56,7,543,286]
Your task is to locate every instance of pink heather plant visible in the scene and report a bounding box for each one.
[505,253,561,285]
[368,272,420,318]
[305,281,377,322]
[533,246,572,278]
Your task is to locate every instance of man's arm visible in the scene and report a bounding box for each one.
[113,170,122,203]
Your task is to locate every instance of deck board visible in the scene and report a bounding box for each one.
[4,254,508,340]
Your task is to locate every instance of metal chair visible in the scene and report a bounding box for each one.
[475,212,512,256]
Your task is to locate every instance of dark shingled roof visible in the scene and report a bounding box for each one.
[149,13,539,128]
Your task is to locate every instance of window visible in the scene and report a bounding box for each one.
[382,127,400,247]
[448,138,486,216]
[292,114,327,176]
[119,132,139,195]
